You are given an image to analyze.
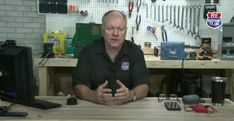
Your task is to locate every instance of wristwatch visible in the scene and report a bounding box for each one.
[132,90,137,102]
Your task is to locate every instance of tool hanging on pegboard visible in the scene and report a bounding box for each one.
[135,15,141,31]
[161,25,168,42]
[128,1,134,18]
[195,6,202,40]
[136,0,142,13]
[131,26,135,43]
[147,26,158,41]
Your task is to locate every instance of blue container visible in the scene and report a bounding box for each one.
[160,42,185,60]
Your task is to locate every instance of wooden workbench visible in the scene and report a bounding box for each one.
[1,97,234,121]
[34,55,234,98]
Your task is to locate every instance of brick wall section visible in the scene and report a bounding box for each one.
[0,0,45,55]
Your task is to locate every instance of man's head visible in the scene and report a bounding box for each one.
[101,10,127,50]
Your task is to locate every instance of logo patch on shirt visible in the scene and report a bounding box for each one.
[121,62,129,71]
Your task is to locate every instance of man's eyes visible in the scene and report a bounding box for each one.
[106,27,125,31]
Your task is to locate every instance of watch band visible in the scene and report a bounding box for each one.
[132,90,137,101]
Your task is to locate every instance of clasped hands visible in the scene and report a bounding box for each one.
[95,80,133,105]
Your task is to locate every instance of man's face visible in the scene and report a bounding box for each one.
[102,13,127,49]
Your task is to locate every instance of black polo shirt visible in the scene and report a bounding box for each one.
[72,37,149,90]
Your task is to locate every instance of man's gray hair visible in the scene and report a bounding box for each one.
[102,10,127,25]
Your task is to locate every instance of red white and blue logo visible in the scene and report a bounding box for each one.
[121,62,129,71]
[206,12,223,29]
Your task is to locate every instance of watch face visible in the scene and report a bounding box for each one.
[133,95,137,101]
[131,91,136,101]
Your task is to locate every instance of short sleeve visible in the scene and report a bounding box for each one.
[72,47,91,87]
[130,46,150,87]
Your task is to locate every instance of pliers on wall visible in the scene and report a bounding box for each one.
[128,1,134,18]
[136,15,141,31]
[136,0,141,13]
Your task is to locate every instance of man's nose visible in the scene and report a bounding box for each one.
[113,28,120,35]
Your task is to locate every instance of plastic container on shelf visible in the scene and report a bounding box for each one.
[66,37,74,58]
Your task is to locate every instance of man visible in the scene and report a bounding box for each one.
[72,10,149,105]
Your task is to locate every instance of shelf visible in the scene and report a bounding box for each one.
[34,55,234,69]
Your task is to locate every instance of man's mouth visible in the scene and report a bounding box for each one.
[111,39,119,42]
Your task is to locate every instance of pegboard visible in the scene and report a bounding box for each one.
[43,0,234,49]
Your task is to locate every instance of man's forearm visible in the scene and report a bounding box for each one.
[132,84,149,101]
[73,85,97,103]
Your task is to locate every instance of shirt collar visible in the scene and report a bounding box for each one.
[119,40,130,56]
